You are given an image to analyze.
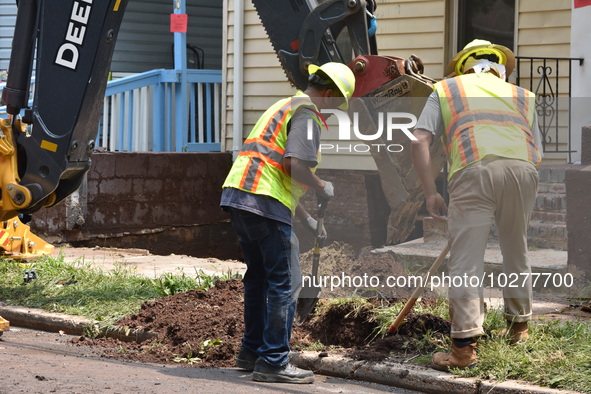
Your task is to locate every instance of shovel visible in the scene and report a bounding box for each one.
[387,242,450,334]
[295,198,329,325]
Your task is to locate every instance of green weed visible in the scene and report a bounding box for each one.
[173,339,222,365]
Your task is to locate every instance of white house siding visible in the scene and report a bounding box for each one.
[374,0,446,78]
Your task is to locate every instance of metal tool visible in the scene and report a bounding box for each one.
[295,198,329,325]
[387,242,450,334]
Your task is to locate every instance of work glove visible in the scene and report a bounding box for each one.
[305,215,327,239]
[317,181,334,201]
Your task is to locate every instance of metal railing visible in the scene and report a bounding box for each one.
[101,69,222,152]
[1,69,222,153]
[516,56,584,163]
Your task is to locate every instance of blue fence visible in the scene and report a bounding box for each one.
[1,69,222,152]
[101,69,222,152]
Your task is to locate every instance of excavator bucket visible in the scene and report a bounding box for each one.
[348,57,446,245]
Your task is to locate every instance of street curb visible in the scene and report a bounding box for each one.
[0,306,580,394]
[0,305,156,343]
[290,351,579,394]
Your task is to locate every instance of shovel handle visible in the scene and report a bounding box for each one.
[387,243,450,334]
[311,198,329,278]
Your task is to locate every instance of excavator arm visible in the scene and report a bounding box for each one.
[1,0,128,219]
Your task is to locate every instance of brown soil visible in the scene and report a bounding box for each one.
[75,243,450,367]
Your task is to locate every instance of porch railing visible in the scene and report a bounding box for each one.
[1,69,222,153]
[516,56,584,163]
[101,69,222,152]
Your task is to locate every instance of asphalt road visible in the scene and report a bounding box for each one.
[0,327,422,394]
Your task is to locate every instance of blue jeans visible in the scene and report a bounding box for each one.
[228,208,301,366]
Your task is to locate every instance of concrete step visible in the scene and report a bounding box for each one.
[373,239,569,294]
[538,166,569,184]
[527,221,568,251]
[424,217,568,251]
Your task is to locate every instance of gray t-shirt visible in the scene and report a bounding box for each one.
[284,107,322,167]
[220,107,323,225]
[415,91,544,153]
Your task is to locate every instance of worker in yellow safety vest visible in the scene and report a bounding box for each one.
[221,62,355,384]
[411,39,543,370]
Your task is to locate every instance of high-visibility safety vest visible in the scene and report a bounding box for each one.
[222,91,326,211]
[435,72,541,180]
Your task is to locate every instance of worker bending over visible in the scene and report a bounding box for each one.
[412,39,543,370]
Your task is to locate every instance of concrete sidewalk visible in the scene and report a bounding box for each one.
[55,246,247,278]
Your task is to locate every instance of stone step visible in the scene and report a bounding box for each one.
[424,217,567,251]
[538,166,568,184]
[534,193,567,213]
[527,221,568,251]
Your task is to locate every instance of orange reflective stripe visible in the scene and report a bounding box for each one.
[455,79,469,113]
[251,159,265,191]
[512,84,528,122]
[448,110,531,136]
[238,156,267,192]
[0,230,9,247]
[259,97,310,143]
[260,102,290,142]
[441,78,469,118]
[441,81,457,118]
[238,151,286,174]
[270,107,291,145]
[243,137,285,156]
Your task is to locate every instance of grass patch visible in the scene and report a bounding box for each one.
[0,252,241,327]
[456,315,591,392]
[325,297,591,392]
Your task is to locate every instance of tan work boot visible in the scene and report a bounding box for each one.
[501,321,529,344]
[432,342,478,371]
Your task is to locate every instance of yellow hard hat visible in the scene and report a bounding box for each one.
[308,62,356,109]
[445,39,515,77]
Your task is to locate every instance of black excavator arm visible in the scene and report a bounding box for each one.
[1,0,128,221]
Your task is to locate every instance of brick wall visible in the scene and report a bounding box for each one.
[31,152,241,259]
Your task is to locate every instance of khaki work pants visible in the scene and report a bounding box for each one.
[446,157,539,339]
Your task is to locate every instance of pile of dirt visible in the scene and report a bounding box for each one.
[76,243,450,367]
[76,279,245,367]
